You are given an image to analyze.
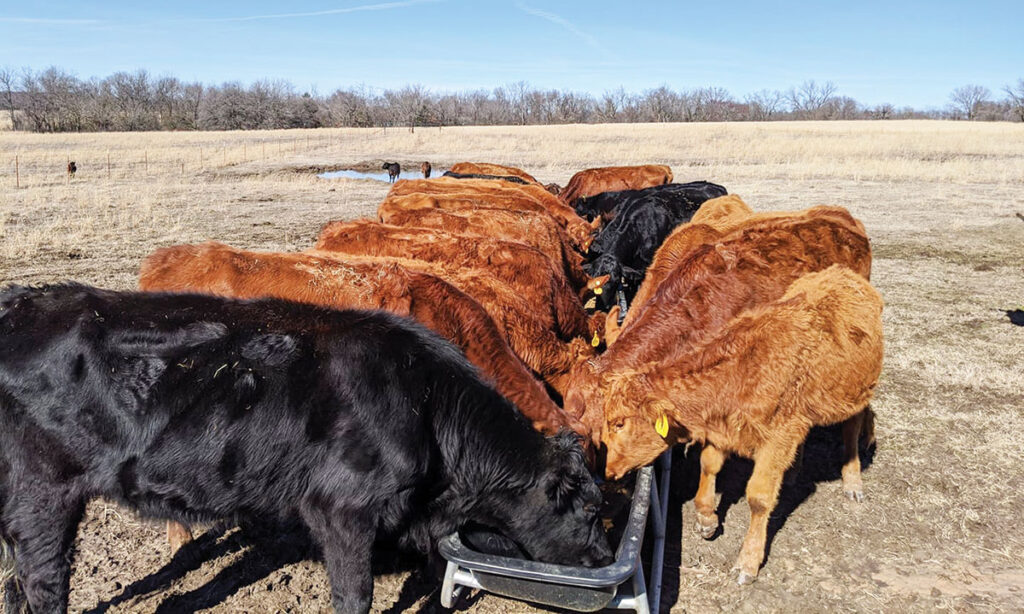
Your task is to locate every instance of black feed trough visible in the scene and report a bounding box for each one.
[439,450,672,613]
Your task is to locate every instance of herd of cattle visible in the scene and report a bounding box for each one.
[0,161,883,613]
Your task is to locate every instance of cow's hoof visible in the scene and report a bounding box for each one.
[693,518,717,540]
[844,488,865,502]
[734,569,757,585]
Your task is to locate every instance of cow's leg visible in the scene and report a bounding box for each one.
[841,411,866,502]
[167,520,194,554]
[783,442,804,486]
[733,432,804,585]
[693,444,726,539]
[301,501,375,614]
[5,489,84,612]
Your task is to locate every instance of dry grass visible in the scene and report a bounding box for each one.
[1,120,1023,613]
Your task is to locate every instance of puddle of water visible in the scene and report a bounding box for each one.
[318,168,444,182]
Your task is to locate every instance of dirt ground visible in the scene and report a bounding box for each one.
[1,122,1023,612]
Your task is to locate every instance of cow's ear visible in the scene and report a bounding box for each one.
[546,431,587,510]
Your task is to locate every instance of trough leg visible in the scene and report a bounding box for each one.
[648,449,671,614]
[300,503,376,614]
[5,489,84,613]
[732,433,804,585]
[693,445,725,539]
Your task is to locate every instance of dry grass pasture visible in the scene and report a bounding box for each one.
[1,121,1023,613]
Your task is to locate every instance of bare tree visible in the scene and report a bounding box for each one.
[949,84,991,120]
[1004,79,1024,122]
[788,80,837,119]
[0,66,17,127]
[744,89,785,121]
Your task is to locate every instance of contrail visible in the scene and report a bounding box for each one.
[191,0,442,23]
[515,3,618,62]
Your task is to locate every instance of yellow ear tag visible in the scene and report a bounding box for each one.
[593,287,603,295]
[591,333,601,347]
[655,414,669,438]
[583,296,597,310]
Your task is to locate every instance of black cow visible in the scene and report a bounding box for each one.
[441,171,531,185]
[0,284,612,614]
[67,161,77,177]
[582,182,726,311]
[574,181,727,224]
[382,162,401,183]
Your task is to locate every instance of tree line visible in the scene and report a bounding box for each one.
[2,67,1022,132]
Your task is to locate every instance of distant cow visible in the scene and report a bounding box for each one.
[544,183,562,196]
[599,267,883,584]
[67,161,77,177]
[421,161,431,178]
[0,283,612,613]
[559,165,673,206]
[574,181,727,224]
[382,161,401,182]
[448,162,539,184]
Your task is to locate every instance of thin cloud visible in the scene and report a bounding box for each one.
[515,3,619,62]
[0,17,103,24]
[190,0,442,23]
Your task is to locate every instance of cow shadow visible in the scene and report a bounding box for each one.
[84,519,449,614]
[657,422,875,612]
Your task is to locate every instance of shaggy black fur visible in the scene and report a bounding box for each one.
[582,181,727,310]
[0,284,611,614]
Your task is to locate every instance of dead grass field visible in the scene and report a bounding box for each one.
[1,120,1023,613]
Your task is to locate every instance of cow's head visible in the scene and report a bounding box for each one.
[496,431,613,567]
[562,358,605,449]
[585,255,631,311]
[600,373,678,481]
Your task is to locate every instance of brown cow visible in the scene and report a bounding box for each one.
[386,178,595,249]
[379,206,591,290]
[565,212,873,442]
[606,199,867,341]
[315,219,597,340]
[309,250,595,396]
[449,162,539,184]
[600,266,883,584]
[559,165,673,205]
[421,161,432,178]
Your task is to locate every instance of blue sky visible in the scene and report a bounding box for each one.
[2,0,1021,109]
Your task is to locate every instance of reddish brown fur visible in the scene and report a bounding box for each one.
[315,219,594,340]
[138,242,582,436]
[559,164,673,205]
[565,213,872,439]
[386,178,593,249]
[379,206,590,290]
[448,162,540,184]
[297,250,596,396]
[608,199,867,340]
[599,266,883,582]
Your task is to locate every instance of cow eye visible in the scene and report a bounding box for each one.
[583,503,599,516]
[611,420,625,432]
